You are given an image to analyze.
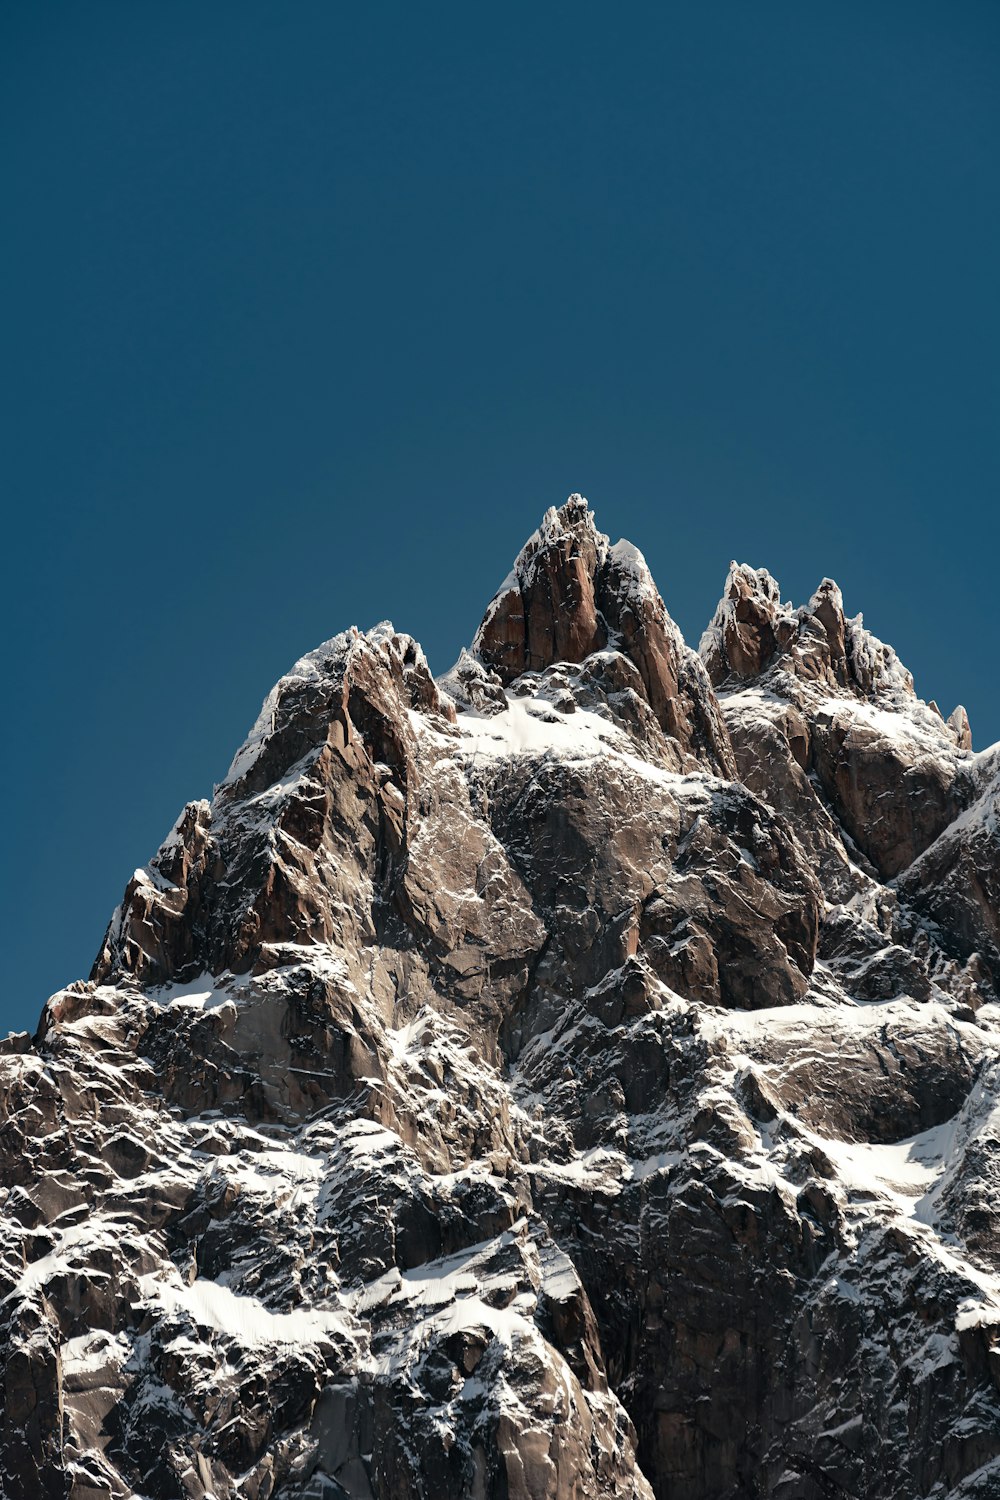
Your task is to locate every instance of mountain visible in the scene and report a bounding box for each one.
[3,495,1000,1500]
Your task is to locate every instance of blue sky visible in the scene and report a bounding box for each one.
[3,2,998,1033]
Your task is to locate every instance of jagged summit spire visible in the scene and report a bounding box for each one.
[698,561,798,682]
[698,556,974,877]
[473,495,610,679]
[471,494,737,777]
[948,704,973,751]
[700,558,927,706]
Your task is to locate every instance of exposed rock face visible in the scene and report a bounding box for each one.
[2,496,1000,1500]
[898,747,1000,997]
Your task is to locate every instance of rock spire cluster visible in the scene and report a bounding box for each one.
[2,495,998,1500]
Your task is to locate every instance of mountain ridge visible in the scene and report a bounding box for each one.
[3,495,1000,1500]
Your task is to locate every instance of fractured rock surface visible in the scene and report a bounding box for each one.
[3,496,1000,1500]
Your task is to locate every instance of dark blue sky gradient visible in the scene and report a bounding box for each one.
[3,2,998,1032]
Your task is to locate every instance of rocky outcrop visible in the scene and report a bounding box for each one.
[2,497,1000,1500]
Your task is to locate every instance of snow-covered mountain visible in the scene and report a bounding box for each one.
[3,495,1000,1500]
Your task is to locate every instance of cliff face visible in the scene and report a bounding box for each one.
[3,496,1000,1500]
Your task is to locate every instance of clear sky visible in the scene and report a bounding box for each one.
[3,2,998,1034]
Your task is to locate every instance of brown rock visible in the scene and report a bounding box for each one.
[474,495,735,776]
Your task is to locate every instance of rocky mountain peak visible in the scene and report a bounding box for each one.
[700,561,920,705]
[702,557,974,741]
[91,622,458,992]
[699,558,976,880]
[698,561,798,681]
[472,494,610,680]
[3,496,1000,1500]
[473,495,736,777]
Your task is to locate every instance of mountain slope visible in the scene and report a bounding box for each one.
[3,496,1000,1500]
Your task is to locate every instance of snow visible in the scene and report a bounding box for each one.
[721,677,957,766]
[819,1123,956,1209]
[207,1145,326,1205]
[439,692,705,801]
[158,800,211,856]
[60,1330,130,1377]
[13,1221,122,1300]
[148,972,242,1011]
[141,1272,354,1347]
[357,1227,540,1373]
[528,1146,628,1189]
[132,863,177,894]
[454,698,621,762]
[518,497,609,587]
[223,626,363,786]
[700,562,965,770]
[606,539,658,605]
[813,692,956,758]
[475,569,521,636]
[955,1298,1000,1333]
[702,1000,997,1223]
[701,999,1000,1350]
[538,1242,583,1302]
[700,999,857,1047]
[23,499,1000,1495]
